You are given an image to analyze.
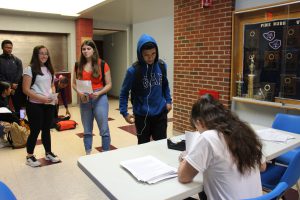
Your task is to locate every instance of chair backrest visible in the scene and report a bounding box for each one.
[0,181,17,200]
[280,149,300,188]
[272,113,300,134]
[243,182,288,200]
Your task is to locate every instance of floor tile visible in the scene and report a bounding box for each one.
[284,188,299,200]
[95,145,117,152]
[36,139,42,145]
[118,124,137,135]
[76,133,95,138]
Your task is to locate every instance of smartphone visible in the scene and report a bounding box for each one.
[20,108,26,119]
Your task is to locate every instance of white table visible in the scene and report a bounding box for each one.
[251,124,300,160]
[78,125,300,200]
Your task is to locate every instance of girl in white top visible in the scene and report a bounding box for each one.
[178,94,266,200]
[23,45,61,167]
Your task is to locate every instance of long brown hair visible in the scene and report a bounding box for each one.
[29,45,54,77]
[76,40,100,79]
[190,94,263,174]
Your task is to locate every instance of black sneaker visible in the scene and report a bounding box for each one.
[26,155,41,167]
[45,152,61,163]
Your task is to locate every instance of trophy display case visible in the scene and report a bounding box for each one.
[231,2,300,110]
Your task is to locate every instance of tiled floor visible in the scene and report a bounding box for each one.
[0,98,176,200]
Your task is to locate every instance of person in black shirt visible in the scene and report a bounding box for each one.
[0,40,23,114]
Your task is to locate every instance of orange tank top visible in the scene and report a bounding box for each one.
[80,60,110,90]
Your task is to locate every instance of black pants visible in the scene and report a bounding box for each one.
[26,102,55,154]
[11,86,24,114]
[135,110,168,144]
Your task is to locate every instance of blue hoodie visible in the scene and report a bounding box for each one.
[119,34,172,117]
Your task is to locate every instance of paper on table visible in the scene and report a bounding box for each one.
[76,79,93,94]
[120,155,177,184]
[256,128,295,143]
[0,107,12,113]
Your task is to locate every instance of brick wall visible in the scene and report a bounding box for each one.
[173,0,234,132]
[75,18,93,60]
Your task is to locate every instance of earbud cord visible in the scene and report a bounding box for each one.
[139,64,153,136]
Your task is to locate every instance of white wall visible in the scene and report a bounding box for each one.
[232,100,300,127]
[103,31,128,97]
[0,14,77,104]
[93,21,131,98]
[235,0,290,10]
[132,16,174,94]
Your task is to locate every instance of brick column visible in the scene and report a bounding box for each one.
[173,0,234,132]
[75,18,93,60]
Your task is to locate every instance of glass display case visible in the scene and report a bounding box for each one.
[231,2,300,110]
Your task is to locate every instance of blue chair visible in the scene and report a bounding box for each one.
[272,113,300,165]
[0,181,17,200]
[243,182,288,200]
[261,150,300,199]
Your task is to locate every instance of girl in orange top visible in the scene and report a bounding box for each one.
[72,40,112,154]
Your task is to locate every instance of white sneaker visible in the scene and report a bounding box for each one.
[45,152,61,163]
[26,156,41,167]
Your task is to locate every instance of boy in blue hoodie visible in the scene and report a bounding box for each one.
[119,34,172,144]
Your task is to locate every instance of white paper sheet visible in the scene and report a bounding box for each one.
[120,155,177,184]
[0,107,12,113]
[76,79,93,94]
[256,128,295,143]
[185,131,201,152]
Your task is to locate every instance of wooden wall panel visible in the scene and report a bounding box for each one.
[0,31,68,72]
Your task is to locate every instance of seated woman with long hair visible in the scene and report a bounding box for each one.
[178,94,266,200]
[0,81,20,124]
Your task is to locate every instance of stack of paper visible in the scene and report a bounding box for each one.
[120,155,177,184]
[256,128,295,143]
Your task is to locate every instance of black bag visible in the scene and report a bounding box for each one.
[167,139,186,151]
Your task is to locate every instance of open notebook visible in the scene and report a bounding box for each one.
[120,155,177,184]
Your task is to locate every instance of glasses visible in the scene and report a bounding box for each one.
[39,52,49,56]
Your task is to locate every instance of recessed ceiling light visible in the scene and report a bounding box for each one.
[0,0,107,16]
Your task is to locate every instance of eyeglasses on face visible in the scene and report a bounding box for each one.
[39,52,49,56]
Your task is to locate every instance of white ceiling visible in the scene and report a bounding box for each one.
[0,0,173,35]
[80,0,173,25]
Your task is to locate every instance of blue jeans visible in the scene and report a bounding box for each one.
[80,94,110,153]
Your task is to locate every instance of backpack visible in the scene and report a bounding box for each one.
[7,122,30,149]
[55,120,77,131]
[19,73,37,108]
[75,59,106,86]
[131,59,167,101]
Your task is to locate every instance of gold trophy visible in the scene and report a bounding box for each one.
[236,73,244,97]
[247,55,255,98]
